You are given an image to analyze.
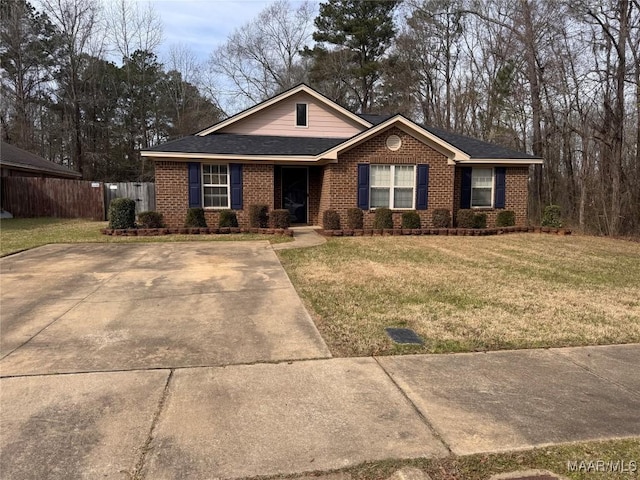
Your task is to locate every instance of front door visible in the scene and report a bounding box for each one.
[281,167,308,224]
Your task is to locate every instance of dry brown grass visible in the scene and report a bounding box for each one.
[0,218,292,257]
[278,234,640,356]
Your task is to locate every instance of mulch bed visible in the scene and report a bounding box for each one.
[320,226,572,237]
[101,227,294,237]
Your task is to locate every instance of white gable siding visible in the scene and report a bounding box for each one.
[219,92,365,138]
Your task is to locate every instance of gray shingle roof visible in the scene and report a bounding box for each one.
[0,142,81,178]
[422,125,541,160]
[357,113,394,125]
[147,133,347,156]
[145,118,540,161]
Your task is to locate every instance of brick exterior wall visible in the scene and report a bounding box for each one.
[154,161,274,227]
[155,161,189,228]
[453,166,529,227]
[154,131,531,229]
[319,127,455,228]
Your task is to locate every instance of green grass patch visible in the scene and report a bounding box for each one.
[259,438,639,480]
[0,217,291,256]
[278,235,640,356]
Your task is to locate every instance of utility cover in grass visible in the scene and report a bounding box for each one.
[385,328,424,345]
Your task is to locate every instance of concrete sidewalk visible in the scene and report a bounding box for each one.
[272,226,326,250]
[2,344,639,479]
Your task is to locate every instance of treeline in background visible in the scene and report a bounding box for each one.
[1,0,638,235]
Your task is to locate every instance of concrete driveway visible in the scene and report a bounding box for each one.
[0,242,330,375]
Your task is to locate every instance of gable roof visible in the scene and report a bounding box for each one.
[196,84,372,136]
[0,142,82,178]
[142,84,542,165]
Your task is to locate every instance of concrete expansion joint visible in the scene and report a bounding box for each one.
[131,368,174,480]
[372,356,453,456]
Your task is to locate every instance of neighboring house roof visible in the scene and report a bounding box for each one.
[0,142,82,178]
[146,133,347,156]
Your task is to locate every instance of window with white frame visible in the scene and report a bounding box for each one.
[370,165,415,209]
[202,164,229,208]
[471,168,493,207]
[295,103,308,127]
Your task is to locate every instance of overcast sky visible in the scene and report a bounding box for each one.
[151,0,309,62]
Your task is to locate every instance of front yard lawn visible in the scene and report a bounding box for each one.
[0,218,291,256]
[278,234,640,356]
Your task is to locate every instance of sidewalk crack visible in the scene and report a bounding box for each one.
[131,369,174,480]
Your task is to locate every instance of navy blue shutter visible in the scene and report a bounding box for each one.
[416,164,429,210]
[460,167,472,209]
[230,163,243,210]
[357,163,370,210]
[188,162,201,208]
[494,167,506,208]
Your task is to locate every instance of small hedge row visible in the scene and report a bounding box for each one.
[323,208,430,230]
[184,206,290,229]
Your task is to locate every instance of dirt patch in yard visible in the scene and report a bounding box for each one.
[278,234,640,356]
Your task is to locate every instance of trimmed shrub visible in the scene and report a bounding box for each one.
[185,207,207,228]
[108,198,136,229]
[323,209,341,230]
[249,204,269,228]
[346,208,363,229]
[271,209,290,229]
[432,208,451,228]
[373,208,393,229]
[496,210,516,227]
[218,209,238,228]
[473,213,487,229]
[541,205,562,228]
[456,209,475,228]
[137,211,164,228]
[401,211,421,229]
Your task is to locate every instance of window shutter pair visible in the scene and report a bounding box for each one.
[460,167,506,209]
[187,162,243,209]
[356,163,429,210]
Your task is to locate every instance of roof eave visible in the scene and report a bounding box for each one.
[141,151,338,164]
[0,160,82,178]
[450,158,544,165]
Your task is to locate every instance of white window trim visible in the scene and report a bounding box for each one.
[369,164,416,210]
[470,167,494,209]
[295,102,308,128]
[202,164,230,209]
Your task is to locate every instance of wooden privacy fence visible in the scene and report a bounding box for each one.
[1,177,105,220]
[1,178,156,220]
[104,182,155,215]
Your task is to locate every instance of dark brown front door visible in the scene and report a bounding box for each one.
[281,167,308,224]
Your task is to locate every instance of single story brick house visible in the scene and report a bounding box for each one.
[141,84,542,228]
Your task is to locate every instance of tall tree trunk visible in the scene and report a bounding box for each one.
[520,0,545,221]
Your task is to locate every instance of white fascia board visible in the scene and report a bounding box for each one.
[195,85,372,136]
[451,158,544,165]
[140,151,335,164]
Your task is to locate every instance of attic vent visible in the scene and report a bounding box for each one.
[386,134,402,151]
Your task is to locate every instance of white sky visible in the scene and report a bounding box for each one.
[151,0,308,62]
